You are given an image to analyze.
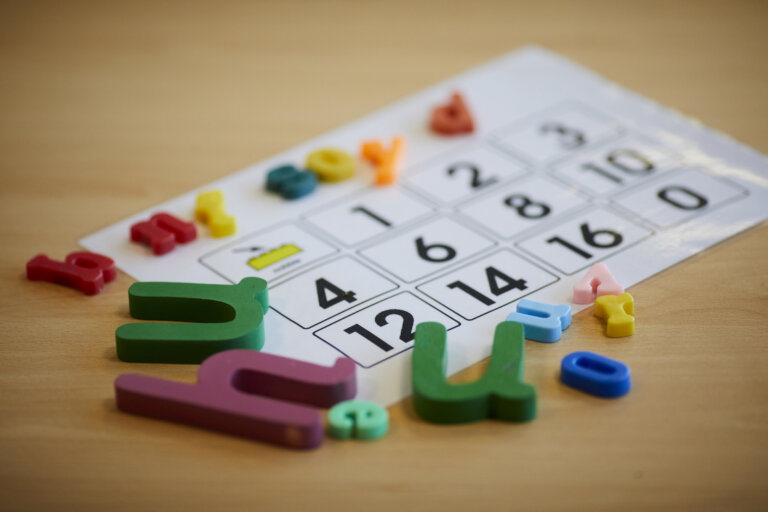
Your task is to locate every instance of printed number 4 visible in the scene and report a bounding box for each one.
[344,309,416,352]
[316,278,357,309]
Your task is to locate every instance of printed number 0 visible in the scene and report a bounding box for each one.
[657,185,708,210]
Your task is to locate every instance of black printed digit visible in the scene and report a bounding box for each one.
[486,266,527,295]
[546,222,623,259]
[351,206,392,227]
[415,236,457,263]
[316,278,357,309]
[447,163,498,189]
[344,324,393,352]
[447,266,527,305]
[344,308,416,352]
[503,194,552,219]
[374,309,416,342]
[657,185,708,210]
[541,122,586,149]
[581,148,656,184]
[580,223,623,248]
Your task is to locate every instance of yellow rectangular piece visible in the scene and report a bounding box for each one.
[248,244,302,270]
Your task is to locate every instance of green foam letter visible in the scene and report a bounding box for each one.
[412,321,536,424]
[116,277,268,364]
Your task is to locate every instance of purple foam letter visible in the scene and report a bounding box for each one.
[115,349,356,449]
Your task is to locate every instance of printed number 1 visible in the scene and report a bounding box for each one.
[351,206,392,227]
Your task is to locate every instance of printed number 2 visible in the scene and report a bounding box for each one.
[316,278,357,309]
[344,309,416,352]
[447,163,498,190]
[546,223,623,259]
[447,266,527,306]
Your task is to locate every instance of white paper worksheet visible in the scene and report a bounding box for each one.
[81,46,768,405]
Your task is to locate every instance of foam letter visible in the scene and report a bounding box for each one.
[505,299,571,343]
[130,212,197,255]
[327,400,389,440]
[412,321,536,424]
[305,148,356,182]
[195,190,236,237]
[115,277,268,363]
[594,292,634,337]
[360,135,406,186]
[115,349,356,449]
[572,262,623,304]
[430,92,475,135]
[26,251,116,295]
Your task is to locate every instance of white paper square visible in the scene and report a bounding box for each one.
[458,176,591,239]
[359,217,497,283]
[269,256,398,328]
[516,207,653,274]
[302,187,435,246]
[314,292,460,368]
[404,144,527,204]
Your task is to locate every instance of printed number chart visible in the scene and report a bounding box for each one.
[81,46,768,406]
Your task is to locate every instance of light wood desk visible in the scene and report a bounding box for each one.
[1,1,767,510]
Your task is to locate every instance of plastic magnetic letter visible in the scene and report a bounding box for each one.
[412,321,536,424]
[430,92,475,135]
[505,299,571,343]
[265,165,318,199]
[26,251,116,295]
[594,292,634,337]
[130,212,197,255]
[327,400,389,440]
[572,262,623,304]
[115,277,268,363]
[560,351,631,398]
[115,349,357,449]
[360,135,406,186]
[195,190,236,237]
[305,148,356,182]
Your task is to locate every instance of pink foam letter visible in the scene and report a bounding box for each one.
[115,349,356,449]
[572,262,623,304]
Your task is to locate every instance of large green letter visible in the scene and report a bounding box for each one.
[116,277,268,364]
[412,321,536,423]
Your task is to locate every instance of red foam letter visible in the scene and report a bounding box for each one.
[430,92,475,135]
[26,251,116,295]
[130,212,197,255]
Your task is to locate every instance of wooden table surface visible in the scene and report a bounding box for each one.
[2,1,767,510]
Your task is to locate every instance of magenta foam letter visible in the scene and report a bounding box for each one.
[572,262,623,304]
[115,349,357,449]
